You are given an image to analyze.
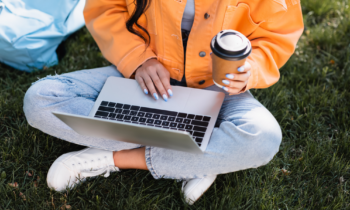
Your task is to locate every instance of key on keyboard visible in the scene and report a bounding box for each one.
[95,101,212,146]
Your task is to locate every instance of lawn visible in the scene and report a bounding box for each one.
[1,0,350,209]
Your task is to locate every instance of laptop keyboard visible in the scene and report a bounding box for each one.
[94,101,211,146]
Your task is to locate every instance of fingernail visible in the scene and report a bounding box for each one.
[162,94,168,102]
[238,66,245,72]
[222,80,230,85]
[144,89,148,94]
[226,74,234,79]
[222,86,229,91]
[167,89,173,97]
[153,93,158,100]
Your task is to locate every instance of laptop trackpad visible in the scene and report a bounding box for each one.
[98,77,191,112]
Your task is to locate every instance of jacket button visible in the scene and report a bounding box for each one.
[198,80,205,85]
[204,13,210,19]
[199,51,206,57]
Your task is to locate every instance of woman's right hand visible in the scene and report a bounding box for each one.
[135,58,173,101]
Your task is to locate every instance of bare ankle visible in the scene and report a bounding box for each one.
[113,147,147,170]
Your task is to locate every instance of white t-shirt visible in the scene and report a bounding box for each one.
[181,0,195,31]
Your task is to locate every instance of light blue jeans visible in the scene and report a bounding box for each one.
[23,66,282,180]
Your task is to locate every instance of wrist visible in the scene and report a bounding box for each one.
[139,58,157,68]
[131,58,157,78]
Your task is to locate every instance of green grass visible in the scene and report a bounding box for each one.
[1,0,350,209]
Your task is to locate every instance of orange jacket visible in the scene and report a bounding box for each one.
[84,0,304,90]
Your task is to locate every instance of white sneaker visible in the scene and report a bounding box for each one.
[182,175,217,205]
[47,148,118,191]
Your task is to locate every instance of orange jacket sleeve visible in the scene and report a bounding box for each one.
[246,2,304,90]
[84,0,157,78]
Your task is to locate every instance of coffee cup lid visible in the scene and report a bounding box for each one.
[211,30,251,61]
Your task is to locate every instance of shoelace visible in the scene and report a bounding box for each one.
[78,158,114,178]
[80,166,112,178]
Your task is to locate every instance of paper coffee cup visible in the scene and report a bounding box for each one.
[210,30,252,88]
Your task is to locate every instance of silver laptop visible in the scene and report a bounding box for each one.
[53,76,225,154]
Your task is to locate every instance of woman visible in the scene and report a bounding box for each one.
[23,0,303,205]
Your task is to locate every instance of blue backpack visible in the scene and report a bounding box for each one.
[0,0,85,72]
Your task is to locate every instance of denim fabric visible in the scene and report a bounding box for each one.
[23,65,282,180]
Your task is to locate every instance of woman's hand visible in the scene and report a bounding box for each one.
[221,61,251,95]
[135,58,173,101]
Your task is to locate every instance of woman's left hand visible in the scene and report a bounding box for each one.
[221,61,251,95]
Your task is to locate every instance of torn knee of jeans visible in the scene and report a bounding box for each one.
[32,75,97,101]
[32,75,75,86]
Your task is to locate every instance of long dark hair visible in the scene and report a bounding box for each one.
[126,0,151,45]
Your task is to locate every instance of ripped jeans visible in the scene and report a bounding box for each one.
[23,66,282,180]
